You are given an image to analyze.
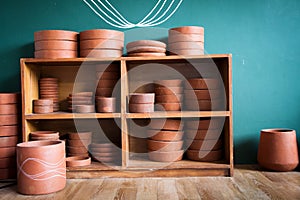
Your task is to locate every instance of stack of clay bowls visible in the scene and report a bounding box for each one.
[184,78,223,111]
[168,26,204,56]
[79,29,124,58]
[34,30,78,59]
[96,97,116,113]
[148,119,184,162]
[33,99,53,114]
[39,77,59,112]
[95,64,120,97]
[89,143,120,164]
[30,131,60,141]
[129,93,155,113]
[0,93,19,179]
[126,40,166,57]
[67,92,94,113]
[154,79,183,111]
[185,118,223,161]
[67,132,92,157]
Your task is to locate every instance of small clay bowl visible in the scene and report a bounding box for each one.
[129,103,154,113]
[127,46,166,54]
[80,39,123,50]
[155,87,183,95]
[0,168,16,179]
[67,146,88,154]
[186,149,223,162]
[185,118,224,130]
[185,78,220,90]
[0,115,18,126]
[96,71,120,80]
[147,140,183,152]
[0,93,19,104]
[129,93,155,104]
[0,125,18,137]
[126,40,166,49]
[184,89,222,100]
[186,139,223,151]
[148,150,183,162]
[0,104,18,115]
[68,139,91,147]
[35,50,77,59]
[96,97,116,113]
[0,136,18,147]
[97,79,118,88]
[0,147,16,158]
[34,105,53,114]
[79,29,124,41]
[0,157,16,168]
[168,41,204,50]
[169,26,205,35]
[66,156,91,167]
[155,94,182,103]
[34,30,78,41]
[35,40,77,51]
[149,119,183,131]
[68,152,90,157]
[68,132,92,140]
[75,105,95,113]
[96,88,114,97]
[147,130,184,141]
[185,129,222,140]
[80,49,122,58]
[168,33,204,43]
[155,103,181,111]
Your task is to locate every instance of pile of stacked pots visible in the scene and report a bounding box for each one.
[30,131,60,141]
[0,93,19,179]
[185,118,223,161]
[39,77,59,112]
[148,119,184,162]
[67,132,92,157]
[129,93,155,113]
[89,143,121,164]
[95,64,119,98]
[154,79,183,111]
[79,29,124,58]
[67,92,94,113]
[34,30,78,59]
[126,40,166,57]
[168,26,204,56]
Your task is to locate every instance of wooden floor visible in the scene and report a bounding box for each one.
[0,165,300,200]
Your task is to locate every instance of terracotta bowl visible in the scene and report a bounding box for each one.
[147,130,184,141]
[129,93,155,104]
[184,99,224,111]
[155,87,183,95]
[0,93,19,104]
[67,146,88,154]
[35,40,77,51]
[168,33,204,43]
[96,71,120,80]
[126,40,166,49]
[185,129,222,140]
[34,30,78,41]
[186,149,223,162]
[68,132,92,140]
[185,118,224,130]
[68,139,91,147]
[155,102,181,111]
[96,97,116,113]
[155,94,182,103]
[80,49,122,58]
[147,140,183,152]
[96,88,114,97]
[79,29,124,41]
[0,147,16,158]
[149,119,183,131]
[34,105,53,114]
[17,140,66,195]
[66,156,91,167]
[0,104,18,115]
[80,39,123,50]
[97,79,118,88]
[184,89,222,100]
[0,115,18,126]
[148,150,184,162]
[185,78,220,90]
[129,103,154,113]
[169,26,204,35]
[35,50,77,59]
[0,168,16,179]
[0,157,16,168]
[154,79,182,87]
[168,41,204,50]
[186,139,223,151]
[0,125,18,137]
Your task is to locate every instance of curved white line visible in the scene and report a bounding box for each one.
[137,0,164,25]
[140,0,171,25]
[104,0,133,25]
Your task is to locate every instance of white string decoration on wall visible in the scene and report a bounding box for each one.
[83,0,183,29]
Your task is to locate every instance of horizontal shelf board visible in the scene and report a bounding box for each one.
[126,111,230,118]
[67,161,122,171]
[25,112,121,120]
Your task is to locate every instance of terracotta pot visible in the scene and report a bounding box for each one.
[127,52,165,57]
[75,105,95,113]
[0,157,16,168]
[0,93,19,104]
[185,118,224,130]
[185,78,220,90]
[17,140,66,195]
[147,140,183,152]
[155,94,182,103]
[168,41,204,50]
[67,146,88,154]
[149,119,183,131]
[184,89,222,100]
[97,79,117,88]
[0,115,18,126]
[147,130,184,141]
[35,50,77,59]
[68,139,91,147]
[185,129,222,140]
[96,72,119,80]
[96,97,116,113]
[126,40,166,49]
[169,26,204,35]
[154,79,182,87]
[0,147,16,158]
[0,125,18,137]
[148,150,183,162]
[186,139,223,151]
[35,40,77,51]
[68,132,92,140]
[155,87,182,95]
[80,49,122,58]
[0,168,16,179]
[155,102,181,111]
[258,129,299,171]
[80,29,124,41]
[80,39,123,50]
[129,93,155,104]
[168,33,204,43]
[30,131,59,138]
[0,136,18,147]
[66,156,91,167]
[34,30,78,41]
[96,88,114,97]
[129,103,154,113]
[186,149,223,162]
[0,104,18,115]
[127,46,166,54]
[34,105,53,114]
[185,99,224,111]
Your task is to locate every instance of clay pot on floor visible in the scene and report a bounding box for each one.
[257,129,299,172]
[17,140,66,195]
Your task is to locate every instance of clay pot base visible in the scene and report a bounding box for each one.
[66,156,91,167]
[148,150,183,162]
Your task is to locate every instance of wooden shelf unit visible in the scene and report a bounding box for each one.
[21,54,233,177]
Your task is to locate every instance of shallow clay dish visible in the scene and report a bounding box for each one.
[75,105,95,113]
[68,146,88,154]
[168,33,204,43]
[34,30,78,41]
[0,147,16,158]
[129,93,155,104]
[0,125,18,137]
[0,104,18,115]
[149,119,183,131]
[155,94,182,103]
[168,41,204,50]
[127,52,166,57]
[80,49,122,58]
[66,156,91,167]
[147,140,183,152]
[185,129,222,140]
[127,46,166,53]
[147,130,184,141]
[155,86,182,95]
[126,40,166,49]
[154,79,182,87]
[80,29,124,41]
[185,118,224,130]
[68,132,92,140]
[35,40,77,51]
[0,115,18,126]
[185,78,220,90]
[129,103,154,113]
[0,157,16,168]
[187,149,223,161]
[184,89,222,100]
[0,136,18,147]
[0,93,19,104]
[80,39,123,50]
[35,50,77,59]
[186,139,223,151]
[155,102,181,111]
[148,150,183,162]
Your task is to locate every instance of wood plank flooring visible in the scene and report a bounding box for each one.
[0,165,299,200]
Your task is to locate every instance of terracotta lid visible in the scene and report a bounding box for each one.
[148,150,183,162]
[66,156,91,167]
[147,140,183,152]
[68,132,92,140]
[127,46,166,54]
[169,26,204,34]
[80,39,124,50]
[185,78,220,90]
[0,136,18,147]
[0,126,18,137]
[168,33,204,43]
[147,130,184,141]
[35,50,77,59]
[34,30,78,41]
[126,40,166,49]
[168,41,204,50]
[0,104,18,115]
[80,29,124,41]
[129,93,155,104]
[0,147,16,158]
[155,102,181,111]
[186,149,223,161]
[129,103,154,113]
[149,119,183,131]
[127,52,166,57]
[0,93,19,104]
[35,40,77,51]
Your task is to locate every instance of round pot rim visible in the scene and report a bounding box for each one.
[261,128,295,134]
[17,140,64,148]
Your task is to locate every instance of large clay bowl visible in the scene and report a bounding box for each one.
[68,139,91,147]
[80,29,124,41]
[0,147,16,158]
[185,118,224,130]
[66,156,91,167]
[155,102,181,111]
[154,79,182,87]
[35,40,77,51]
[126,40,166,49]
[185,78,220,90]
[68,132,92,140]
[17,140,66,195]
[186,149,223,162]
[185,129,222,140]
[0,125,18,137]
[35,50,77,59]
[129,93,155,104]
[34,30,78,41]
[169,26,205,35]
[0,157,16,168]
[155,87,183,95]
[186,139,223,151]
[67,146,88,154]
[0,104,17,115]
[0,93,19,104]
[0,168,16,179]
[148,150,183,162]
[129,103,154,113]
[184,89,222,100]
[0,115,18,126]
[0,136,18,147]
[147,130,184,141]
[147,140,183,152]
[149,119,183,131]
[155,94,182,103]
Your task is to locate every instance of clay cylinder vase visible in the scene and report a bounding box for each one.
[17,140,66,195]
[257,129,299,172]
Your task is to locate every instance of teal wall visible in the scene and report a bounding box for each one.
[1,0,299,163]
